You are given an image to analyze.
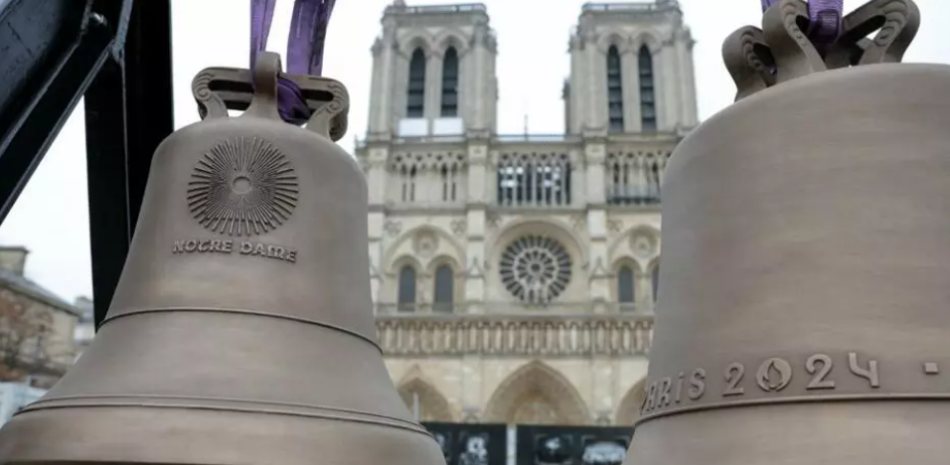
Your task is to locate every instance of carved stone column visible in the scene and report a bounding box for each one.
[621,44,642,133]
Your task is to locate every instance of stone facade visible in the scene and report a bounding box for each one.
[0,247,82,388]
[72,296,95,356]
[356,0,697,427]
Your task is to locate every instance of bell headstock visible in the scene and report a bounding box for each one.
[190,51,350,141]
[723,0,921,101]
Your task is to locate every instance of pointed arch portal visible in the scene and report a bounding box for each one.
[398,376,454,423]
[484,361,591,426]
[615,378,647,426]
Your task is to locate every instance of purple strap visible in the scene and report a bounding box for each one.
[806,0,843,47]
[761,0,843,48]
[250,0,277,70]
[287,0,336,76]
[251,0,337,124]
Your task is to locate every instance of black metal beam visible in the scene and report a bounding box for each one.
[85,0,174,328]
[0,0,115,224]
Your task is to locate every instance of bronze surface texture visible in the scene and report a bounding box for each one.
[627,0,950,462]
[0,52,446,465]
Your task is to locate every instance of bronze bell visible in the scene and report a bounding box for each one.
[0,51,445,465]
[627,0,950,463]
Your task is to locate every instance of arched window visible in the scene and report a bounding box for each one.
[398,265,417,311]
[433,264,454,312]
[638,46,656,132]
[407,48,426,118]
[617,266,635,308]
[651,264,660,302]
[441,47,459,117]
[440,165,459,203]
[607,46,624,133]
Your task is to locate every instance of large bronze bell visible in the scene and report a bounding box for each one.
[0,51,445,465]
[627,0,950,462]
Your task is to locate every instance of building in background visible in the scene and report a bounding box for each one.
[0,246,86,426]
[72,296,95,356]
[0,246,83,388]
[356,1,696,463]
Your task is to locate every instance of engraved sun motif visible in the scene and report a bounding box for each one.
[187,136,298,236]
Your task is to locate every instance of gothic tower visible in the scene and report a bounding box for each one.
[356,2,696,454]
[565,0,698,135]
[366,1,498,138]
[361,2,500,318]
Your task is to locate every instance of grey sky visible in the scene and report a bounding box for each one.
[1,0,948,303]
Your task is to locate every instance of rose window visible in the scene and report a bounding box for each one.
[499,235,572,304]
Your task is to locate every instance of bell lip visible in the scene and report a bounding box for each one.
[16,394,429,435]
[0,405,444,465]
[626,400,950,462]
[43,311,400,422]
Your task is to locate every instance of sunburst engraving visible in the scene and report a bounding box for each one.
[187,136,298,236]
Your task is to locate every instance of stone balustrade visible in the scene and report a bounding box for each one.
[375,312,654,357]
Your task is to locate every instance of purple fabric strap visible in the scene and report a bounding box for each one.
[287,0,336,76]
[251,0,337,124]
[761,0,843,48]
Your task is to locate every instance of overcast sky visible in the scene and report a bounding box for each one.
[1,0,948,304]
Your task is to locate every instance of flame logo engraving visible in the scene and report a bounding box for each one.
[756,358,793,392]
[187,136,299,236]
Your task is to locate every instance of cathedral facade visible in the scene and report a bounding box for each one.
[355,0,697,429]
